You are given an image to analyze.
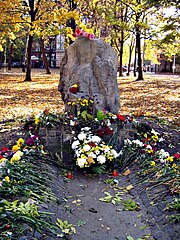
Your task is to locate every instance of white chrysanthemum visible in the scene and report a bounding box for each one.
[158,149,169,158]
[132,139,144,147]
[82,127,91,131]
[77,157,87,168]
[70,120,75,126]
[106,119,111,126]
[88,152,97,158]
[146,145,152,149]
[95,150,100,155]
[72,140,80,149]
[151,129,160,135]
[75,149,81,157]
[159,137,164,142]
[110,149,119,158]
[112,115,117,119]
[83,144,91,152]
[78,133,86,141]
[97,155,106,164]
[124,139,132,145]
[91,135,101,143]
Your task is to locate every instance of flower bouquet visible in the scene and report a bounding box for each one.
[71,127,119,173]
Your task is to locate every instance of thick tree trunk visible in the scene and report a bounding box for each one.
[40,38,51,74]
[24,34,33,81]
[136,0,143,81]
[136,30,143,80]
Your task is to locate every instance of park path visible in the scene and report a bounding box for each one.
[46,165,179,240]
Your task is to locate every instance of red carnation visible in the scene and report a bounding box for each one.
[112,170,118,177]
[67,172,73,179]
[89,142,96,147]
[1,147,9,152]
[174,153,180,159]
[117,114,125,121]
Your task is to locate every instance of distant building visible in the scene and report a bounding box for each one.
[31,35,65,68]
[156,53,180,73]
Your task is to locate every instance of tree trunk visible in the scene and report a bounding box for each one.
[136,0,143,81]
[24,34,33,81]
[127,38,134,76]
[0,52,2,69]
[136,30,143,80]
[40,38,51,74]
[119,31,124,77]
[8,42,14,71]
[134,46,137,77]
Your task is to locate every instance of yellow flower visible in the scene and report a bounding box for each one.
[81,24,87,31]
[172,163,177,169]
[152,135,158,142]
[10,151,23,164]
[68,101,72,105]
[17,138,24,147]
[150,161,156,166]
[73,84,78,88]
[72,102,76,105]
[0,158,5,163]
[147,149,154,154]
[4,176,10,183]
[166,156,174,162]
[88,29,94,34]
[35,116,41,125]
[12,145,20,152]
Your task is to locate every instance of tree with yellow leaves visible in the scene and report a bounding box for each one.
[0,0,79,81]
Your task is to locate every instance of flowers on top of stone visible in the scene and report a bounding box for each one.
[71,127,119,168]
[73,25,95,40]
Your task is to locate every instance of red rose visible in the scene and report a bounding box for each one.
[117,114,125,121]
[69,87,78,94]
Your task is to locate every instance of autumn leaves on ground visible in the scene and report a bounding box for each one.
[0,69,179,124]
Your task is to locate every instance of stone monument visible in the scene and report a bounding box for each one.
[58,37,120,114]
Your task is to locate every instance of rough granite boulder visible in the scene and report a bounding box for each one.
[58,37,120,114]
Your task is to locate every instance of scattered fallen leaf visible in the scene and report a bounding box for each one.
[126,184,134,191]
[123,169,131,176]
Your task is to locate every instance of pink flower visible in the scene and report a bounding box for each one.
[88,33,95,40]
[83,31,89,38]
